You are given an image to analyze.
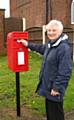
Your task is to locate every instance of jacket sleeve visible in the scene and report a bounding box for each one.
[53,44,72,92]
[28,42,46,55]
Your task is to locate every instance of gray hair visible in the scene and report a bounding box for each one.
[46,20,63,33]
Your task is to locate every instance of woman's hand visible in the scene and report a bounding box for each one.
[51,89,60,96]
[20,39,28,47]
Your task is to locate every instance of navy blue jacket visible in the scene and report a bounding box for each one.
[28,34,72,102]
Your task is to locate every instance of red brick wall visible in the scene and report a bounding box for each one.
[10,0,46,28]
[10,0,72,28]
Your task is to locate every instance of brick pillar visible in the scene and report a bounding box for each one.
[0,9,6,55]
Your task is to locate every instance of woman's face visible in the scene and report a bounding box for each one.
[47,25,62,40]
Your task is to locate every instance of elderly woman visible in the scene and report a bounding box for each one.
[20,20,72,120]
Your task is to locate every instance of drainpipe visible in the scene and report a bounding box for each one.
[46,0,52,22]
[50,0,52,20]
[46,0,49,24]
[42,0,48,45]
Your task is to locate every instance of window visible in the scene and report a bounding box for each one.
[71,0,74,24]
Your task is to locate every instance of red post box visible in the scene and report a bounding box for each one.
[7,32,29,72]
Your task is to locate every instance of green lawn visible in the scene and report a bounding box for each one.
[0,52,74,115]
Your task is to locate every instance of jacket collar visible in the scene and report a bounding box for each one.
[48,34,68,48]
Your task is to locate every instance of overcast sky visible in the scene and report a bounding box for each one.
[0,0,10,17]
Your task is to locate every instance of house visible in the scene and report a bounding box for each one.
[10,0,72,28]
[0,0,74,56]
[10,0,74,59]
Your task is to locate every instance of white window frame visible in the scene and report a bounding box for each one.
[71,0,74,24]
